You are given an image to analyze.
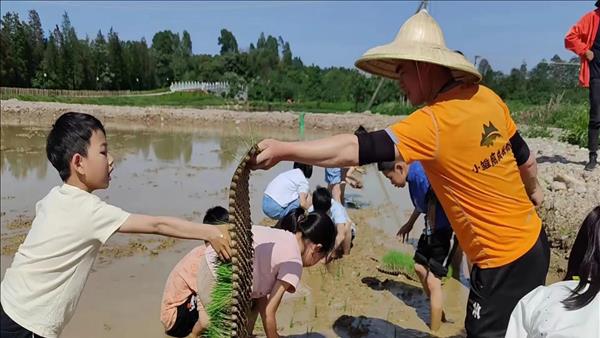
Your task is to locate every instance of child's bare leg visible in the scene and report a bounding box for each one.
[426,273,443,331]
[414,263,431,297]
[191,305,209,337]
[247,299,260,334]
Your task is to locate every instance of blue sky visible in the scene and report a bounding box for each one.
[1,1,592,73]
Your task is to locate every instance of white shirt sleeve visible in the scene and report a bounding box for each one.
[90,199,131,244]
[330,200,348,224]
[296,176,309,194]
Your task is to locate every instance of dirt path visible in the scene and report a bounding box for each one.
[0,99,400,132]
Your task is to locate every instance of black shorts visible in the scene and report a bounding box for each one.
[465,228,550,338]
[0,304,45,338]
[413,228,453,279]
[165,294,199,337]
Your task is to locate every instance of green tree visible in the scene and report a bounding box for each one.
[27,10,45,85]
[107,27,126,89]
[152,30,178,86]
[91,30,110,89]
[217,29,238,55]
[1,12,29,86]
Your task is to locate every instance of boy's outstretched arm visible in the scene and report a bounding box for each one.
[118,215,231,260]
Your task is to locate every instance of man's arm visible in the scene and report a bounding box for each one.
[118,215,231,260]
[253,131,402,170]
[518,153,543,207]
[510,132,543,207]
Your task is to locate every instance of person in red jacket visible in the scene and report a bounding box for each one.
[565,1,600,171]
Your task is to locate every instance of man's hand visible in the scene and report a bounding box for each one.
[251,139,285,170]
[207,225,231,261]
[396,222,414,243]
[528,181,544,207]
[586,50,594,61]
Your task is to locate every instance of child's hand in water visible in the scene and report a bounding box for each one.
[207,225,231,261]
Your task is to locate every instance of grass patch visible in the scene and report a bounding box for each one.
[509,99,589,148]
[12,91,227,107]
[205,261,233,338]
[522,125,553,139]
[6,91,413,115]
[247,100,357,113]
[370,102,414,116]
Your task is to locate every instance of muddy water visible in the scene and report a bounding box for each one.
[1,123,467,337]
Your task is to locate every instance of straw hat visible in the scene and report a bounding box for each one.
[355,9,481,83]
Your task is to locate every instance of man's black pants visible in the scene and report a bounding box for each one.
[588,78,600,154]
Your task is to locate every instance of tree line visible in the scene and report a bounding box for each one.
[0,10,585,107]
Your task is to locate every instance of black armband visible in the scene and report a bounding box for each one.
[356,130,396,165]
[509,131,530,166]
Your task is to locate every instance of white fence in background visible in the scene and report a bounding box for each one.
[169,81,247,101]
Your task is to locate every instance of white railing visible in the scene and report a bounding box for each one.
[169,81,247,101]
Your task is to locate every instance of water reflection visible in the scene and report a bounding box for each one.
[0,125,253,181]
[1,126,49,180]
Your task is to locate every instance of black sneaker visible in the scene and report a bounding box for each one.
[584,153,597,171]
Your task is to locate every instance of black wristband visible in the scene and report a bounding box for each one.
[357,130,396,165]
[509,131,530,166]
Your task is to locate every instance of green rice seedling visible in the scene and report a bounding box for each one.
[204,260,233,338]
[379,250,415,275]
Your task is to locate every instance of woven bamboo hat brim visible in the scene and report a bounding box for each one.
[355,9,481,83]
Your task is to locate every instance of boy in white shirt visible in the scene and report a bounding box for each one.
[262,162,312,219]
[0,112,231,338]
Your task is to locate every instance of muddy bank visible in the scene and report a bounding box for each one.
[0,99,400,132]
[528,138,600,255]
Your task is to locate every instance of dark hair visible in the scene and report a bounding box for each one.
[377,161,395,172]
[293,162,313,178]
[46,112,106,181]
[275,208,336,253]
[562,206,600,310]
[312,186,332,213]
[354,125,368,135]
[203,206,229,225]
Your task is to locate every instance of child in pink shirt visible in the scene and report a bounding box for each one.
[160,207,336,337]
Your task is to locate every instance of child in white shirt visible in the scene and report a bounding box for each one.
[262,162,312,219]
[0,112,230,338]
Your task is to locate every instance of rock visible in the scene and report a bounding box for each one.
[554,174,585,190]
[574,184,587,194]
[550,181,567,191]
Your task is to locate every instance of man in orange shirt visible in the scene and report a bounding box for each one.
[565,1,600,170]
[252,9,549,338]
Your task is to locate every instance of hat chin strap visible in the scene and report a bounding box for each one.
[414,61,429,104]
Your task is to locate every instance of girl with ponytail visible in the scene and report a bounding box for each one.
[160,206,336,338]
